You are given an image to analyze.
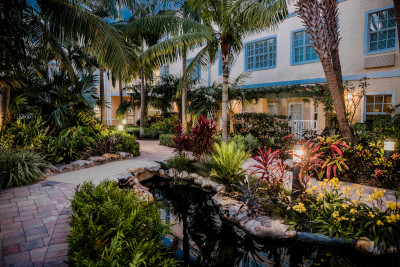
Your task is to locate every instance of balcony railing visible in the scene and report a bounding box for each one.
[290,120,318,139]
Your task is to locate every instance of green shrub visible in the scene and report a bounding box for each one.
[0,147,48,189]
[69,181,178,266]
[159,134,175,147]
[95,131,140,156]
[166,155,195,173]
[1,117,49,151]
[205,141,250,192]
[44,126,94,164]
[229,133,260,154]
[234,113,291,147]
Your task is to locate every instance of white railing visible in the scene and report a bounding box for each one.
[290,120,318,139]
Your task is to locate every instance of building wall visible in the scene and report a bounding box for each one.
[166,0,399,129]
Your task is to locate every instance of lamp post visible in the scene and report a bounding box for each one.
[292,144,304,198]
[122,119,127,130]
[384,138,395,159]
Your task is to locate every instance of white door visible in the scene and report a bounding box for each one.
[289,103,303,120]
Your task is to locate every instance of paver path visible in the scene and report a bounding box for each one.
[0,140,173,266]
[47,140,174,185]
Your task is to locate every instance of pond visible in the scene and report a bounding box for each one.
[142,177,400,267]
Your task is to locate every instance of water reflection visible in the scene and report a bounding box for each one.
[144,178,400,267]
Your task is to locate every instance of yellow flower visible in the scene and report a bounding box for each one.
[311,185,318,192]
[387,202,397,211]
[369,211,375,218]
[356,189,364,198]
[332,211,340,218]
[340,216,348,221]
[376,220,384,226]
[351,218,355,222]
[342,204,349,209]
[293,202,307,213]
[350,208,357,214]
[353,184,360,189]
[343,186,351,197]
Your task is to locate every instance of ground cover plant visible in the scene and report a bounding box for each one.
[68,181,179,266]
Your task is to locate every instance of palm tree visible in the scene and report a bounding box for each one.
[0,0,137,130]
[296,0,353,142]
[136,0,288,142]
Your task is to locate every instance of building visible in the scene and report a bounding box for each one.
[101,0,399,136]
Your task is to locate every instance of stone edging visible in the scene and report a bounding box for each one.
[43,152,135,177]
[113,164,397,256]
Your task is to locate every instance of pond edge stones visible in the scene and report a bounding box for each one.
[114,167,397,256]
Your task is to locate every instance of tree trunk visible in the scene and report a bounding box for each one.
[394,0,400,49]
[182,49,188,133]
[140,66,146,138]
[99,68,106,126]
[221,39,229,142]
[0,86,10,131]
[331,49,343,95]
[119,80,123,105]
[320,57,353,142]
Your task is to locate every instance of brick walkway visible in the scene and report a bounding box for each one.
[0,181,75,267]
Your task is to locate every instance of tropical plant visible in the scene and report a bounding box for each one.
[190,115,217,160]
[234,175,262,215]
[251,147,288,197]
[69,181,179,266]
[0,147,48,189]
[159,134,175,147]
[206,141,250,192]
[229,134,260,154]
[132,0,288,141]
[296,0,353,142]
[166,155,195,173]
[0,0,136,129]
[172,121,192,156]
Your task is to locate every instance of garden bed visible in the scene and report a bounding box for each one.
[114,165,399,256]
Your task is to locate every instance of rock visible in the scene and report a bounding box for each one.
[179,171,189,179]
[240,216,297,240]
[193,176,206,186]
[355,238,397,255]
[213,184,226,193]
[129,168,144,177]
[44,168,53,176]
[159,169,168,177]
[71,160,93,169]
[189,173,201,179]
[118,151,132,158]
[88,156,107,164]
[167,168,179,178]
[55,164,73,173]
[132,184,154,203]
[145,163,161,172]
[115,172,134,184]
[137,170,155,182]
[102,153,119,160]
[212,194,248,224]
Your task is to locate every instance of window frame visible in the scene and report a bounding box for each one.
[364,5,398,55]
[244,35,277,72]
[159,64,169,77]
[290,28,320,66]
[361,91,395,122]
[186,58,201,81]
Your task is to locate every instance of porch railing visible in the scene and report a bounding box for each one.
[290,120,318,139]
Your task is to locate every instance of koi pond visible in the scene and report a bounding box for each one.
[142,177,400,267]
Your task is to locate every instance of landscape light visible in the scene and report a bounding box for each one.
[384,138,395,159]
[117,125,124,131]
[122,119,127,125]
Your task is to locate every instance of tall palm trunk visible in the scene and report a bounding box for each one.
[182,49,188,133]
[0,86,10,131]
[221,38,229,142]
[320,58,353,141]
[394,0,400,48]
[140,66,146,138]
[99,68,106,126]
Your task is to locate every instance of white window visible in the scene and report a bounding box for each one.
[160,65,169,77]
[267,102,277,115]
[364,93,393,121]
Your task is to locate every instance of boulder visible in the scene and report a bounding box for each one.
[129,168,144,177]
[167,168,179,178]
[355,238,397,255]
[118,151,132,158]
[145,163,161,172]
[212,194,248,224]
[159,169,168,178]
[179,171,189,180]
[71,160,93,169]
[102,153,119,161]
[240,216,297,240]
[137,170,155,182]
[88,156,107,164]
[115,172,134,184]
[55,164,73,173]
[132,184,154,203]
